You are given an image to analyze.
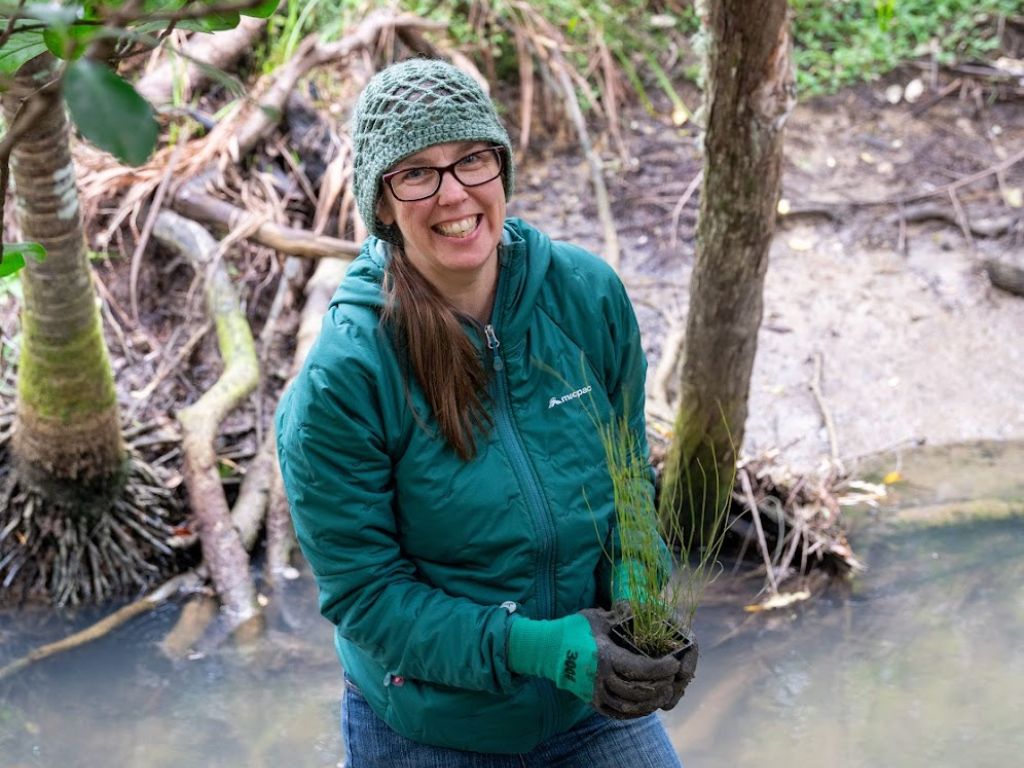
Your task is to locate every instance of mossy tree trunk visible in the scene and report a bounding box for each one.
[2,53,124,486]
[662,1,795,531]
[0,54,182,606]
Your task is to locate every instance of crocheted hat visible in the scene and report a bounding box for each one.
[352,58,514,243]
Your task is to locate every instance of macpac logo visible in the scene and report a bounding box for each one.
[548,385,591,409]
[563,650,579,682]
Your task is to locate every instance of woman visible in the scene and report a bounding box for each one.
[276,59,695,767]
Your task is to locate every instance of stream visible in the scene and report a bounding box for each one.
[1,441,1021,768]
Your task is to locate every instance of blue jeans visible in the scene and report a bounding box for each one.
[341,682,683,767]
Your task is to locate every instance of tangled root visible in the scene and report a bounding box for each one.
[0,420,187,607]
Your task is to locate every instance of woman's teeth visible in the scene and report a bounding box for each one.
[434,216,478,237]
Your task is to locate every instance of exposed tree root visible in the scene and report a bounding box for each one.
[152,210,261,632]
[0,424,186,607]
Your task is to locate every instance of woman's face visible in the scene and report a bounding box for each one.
[377,140,506,297]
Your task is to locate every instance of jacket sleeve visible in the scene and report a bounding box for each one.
[276,321,516,694]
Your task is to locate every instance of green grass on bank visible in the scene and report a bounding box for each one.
[792,0,1021,95]
[256,1,1019,105]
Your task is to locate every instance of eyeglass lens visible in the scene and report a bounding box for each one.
[388,148,502,202]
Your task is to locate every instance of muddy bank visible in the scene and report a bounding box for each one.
[511,79,1024,475]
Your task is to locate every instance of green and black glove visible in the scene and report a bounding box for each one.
[507,606,680,719]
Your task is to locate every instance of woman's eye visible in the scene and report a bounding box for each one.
[458,153,484,168]
[401,168,429,181]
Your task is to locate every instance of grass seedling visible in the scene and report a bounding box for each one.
[596,410,734,658]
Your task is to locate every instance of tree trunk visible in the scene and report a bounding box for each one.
[2,53,123,484]
[662,1,795,531]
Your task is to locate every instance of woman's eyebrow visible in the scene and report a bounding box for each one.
[393,142,488,170]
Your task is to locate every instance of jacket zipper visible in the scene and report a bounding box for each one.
[484,277,561,734]
[483,322,557,621]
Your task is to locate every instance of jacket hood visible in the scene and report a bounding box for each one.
[328,217,553,340]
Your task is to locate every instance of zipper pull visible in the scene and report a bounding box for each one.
[484,324,504,371]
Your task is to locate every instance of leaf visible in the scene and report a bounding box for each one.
[0,31,48,75]
[0,242,46,277]
[198,11,241,32]
[882,470,903,485]
[42,24,98,61]
[242,0,280,19]
[64,59,159,166]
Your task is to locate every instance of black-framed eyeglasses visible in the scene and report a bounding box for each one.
[382,146,504,202]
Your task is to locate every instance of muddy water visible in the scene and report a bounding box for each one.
[1,442,1021,768]
[667,441,1024,768]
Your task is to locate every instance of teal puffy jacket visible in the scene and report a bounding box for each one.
[275,218,653,753]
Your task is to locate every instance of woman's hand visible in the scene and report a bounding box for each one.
[507,607,683,719]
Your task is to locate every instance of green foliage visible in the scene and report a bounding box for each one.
[0,242,46,277]
[65,58,160,165]
[792,0,1020,96]
[0,31,48,74]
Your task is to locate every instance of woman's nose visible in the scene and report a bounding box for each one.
[436,169,469,204]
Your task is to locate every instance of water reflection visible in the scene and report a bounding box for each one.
[1,442,1022,767]
[666,442,1024,768]
[0,587,343,768]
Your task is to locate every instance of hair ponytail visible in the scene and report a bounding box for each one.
[382,248,492,461]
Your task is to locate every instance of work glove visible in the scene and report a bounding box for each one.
[507,606,680,719]
[669,628,698,708]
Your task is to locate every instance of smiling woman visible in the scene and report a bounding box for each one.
[275,58,693,767]
[376,141,507,320]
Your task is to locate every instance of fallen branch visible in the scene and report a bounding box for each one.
[153,210,261,631]
[0,571,202,682]
[173,175,361,258]
[884,201,1016,238]
[187,10,444,172]
[231,422,280,551]
[395,25,490,93]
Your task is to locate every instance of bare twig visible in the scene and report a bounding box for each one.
[153,210,261,630]
[130,137,187,323]
[809,351,843,472]
[948,187,976,250]
[739,469,779,596]
[670,170,703,250]
[173,176,360,258]
[100,0,275,26]
[0,0,28,51]
[551,58,621,269]
[131,320,213,401]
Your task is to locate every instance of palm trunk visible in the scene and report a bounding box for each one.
[662,1,795,531]
[2,53,123,485]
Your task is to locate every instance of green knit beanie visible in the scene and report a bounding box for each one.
[352,58,515,244]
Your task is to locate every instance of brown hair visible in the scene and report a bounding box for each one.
[381,247,492,461]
